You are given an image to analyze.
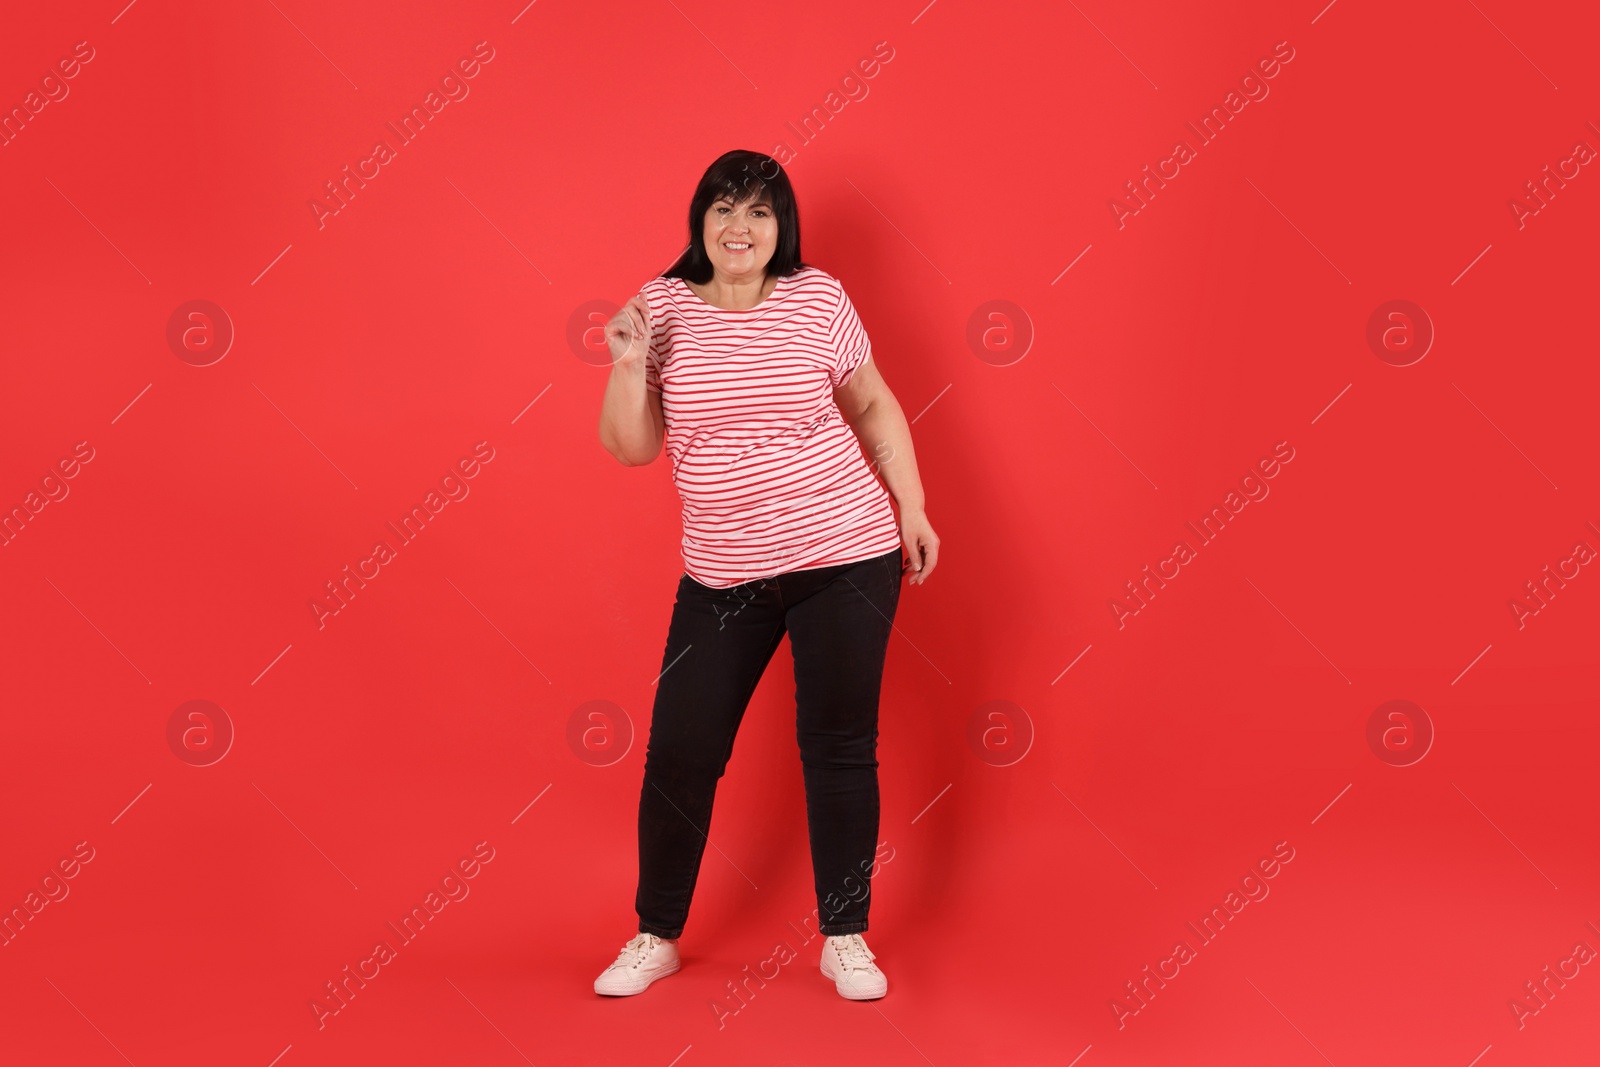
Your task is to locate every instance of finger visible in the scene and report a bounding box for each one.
[610,302,632,334]
[903,540,922,583]
[619,307,641,351]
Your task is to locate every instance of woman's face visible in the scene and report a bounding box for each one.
[701,193,777,280]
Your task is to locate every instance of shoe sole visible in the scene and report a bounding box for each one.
[832,984,887,1000]
[594,959,681,996]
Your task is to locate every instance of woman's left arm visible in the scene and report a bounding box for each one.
[835,358,940,585]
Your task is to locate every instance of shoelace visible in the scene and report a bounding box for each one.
[610,933,660,971]
[829,935,877,972]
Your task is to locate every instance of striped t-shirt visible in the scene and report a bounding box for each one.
[638,265,901,589]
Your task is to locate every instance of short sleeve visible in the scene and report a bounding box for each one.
[827,282,872,389]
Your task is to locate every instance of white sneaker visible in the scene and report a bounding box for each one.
[594,932,681,996]
[820,933,887,1000]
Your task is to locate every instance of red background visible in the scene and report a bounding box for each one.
[3,1,1597,1064]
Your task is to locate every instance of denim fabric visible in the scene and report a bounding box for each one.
[634,547,903,939]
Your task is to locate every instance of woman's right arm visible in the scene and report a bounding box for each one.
[598,294,665,466]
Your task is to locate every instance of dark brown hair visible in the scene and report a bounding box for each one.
[662,150,808,283]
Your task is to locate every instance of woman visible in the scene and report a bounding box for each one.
[594,149,939,1001]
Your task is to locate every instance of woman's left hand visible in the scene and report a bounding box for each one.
[898,508,940,585]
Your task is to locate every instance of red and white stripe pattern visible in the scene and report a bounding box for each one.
[638,265,901,588]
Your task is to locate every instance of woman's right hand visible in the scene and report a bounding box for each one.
[605,294,652,366]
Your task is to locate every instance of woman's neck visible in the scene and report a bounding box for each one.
[689,271,777,310]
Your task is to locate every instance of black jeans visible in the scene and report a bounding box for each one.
[634,546,903,939]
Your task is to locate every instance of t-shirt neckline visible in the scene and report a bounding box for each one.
[677,270,798,314]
